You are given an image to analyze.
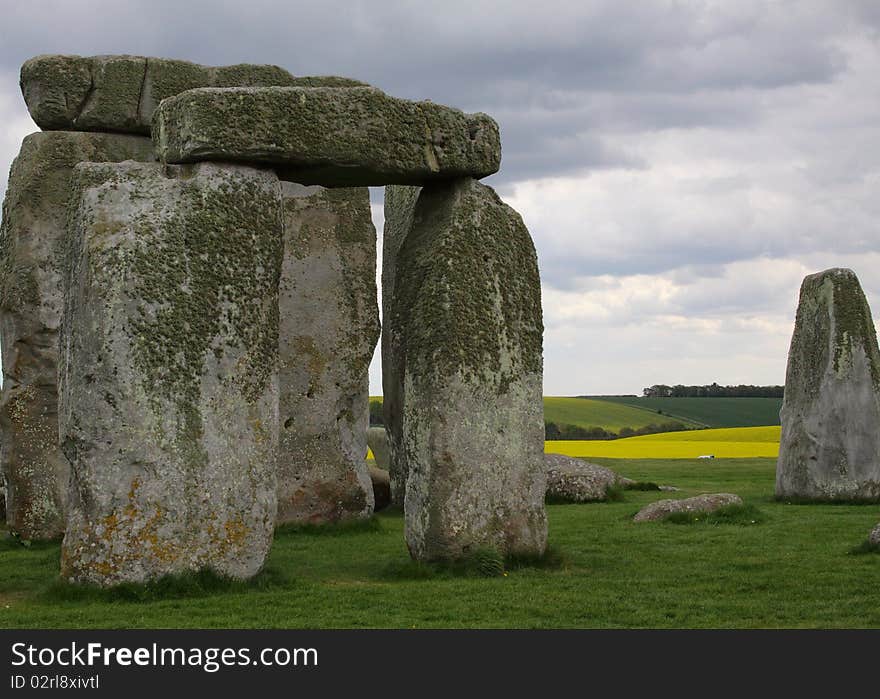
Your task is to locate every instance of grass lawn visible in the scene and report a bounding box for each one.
[1,457,878,629]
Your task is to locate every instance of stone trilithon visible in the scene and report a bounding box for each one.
[0,52,547,583]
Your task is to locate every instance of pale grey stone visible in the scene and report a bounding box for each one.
[0,131,155,541]
[153,87,501,186]
[868,522,880,547]
[19,54,355,135]
[544,453,628,502]
[392,178,546,561]
[366,426,390,472]
[59,161,281,584]
[276,183,378,525]
[776,268,880,501]
[369,465,391,512]
[633,493,743,522]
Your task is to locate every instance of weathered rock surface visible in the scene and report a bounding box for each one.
[59,161,281,584]
[276,183,377,525]
[868,522,880,547]
[369,466,391,512]
[366,426,390,471]
[633,493,743,522]
[392,178,546,561]
[381,186,421,505]
[21,54,363,135]
[776,268,880,501]
[544,453,629,502]
[0,483,6,522]
[0,130,155,541]
[153,87,501,186]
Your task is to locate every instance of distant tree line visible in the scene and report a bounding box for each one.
[545,421,689,441]
[642,383,784,398]
[370,401,688,441]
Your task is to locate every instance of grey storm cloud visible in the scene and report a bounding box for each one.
[0,0,866,184]
[2,0,880,393]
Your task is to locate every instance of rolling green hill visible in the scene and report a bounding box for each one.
[371,396,694,432]
[542,397,695,431]
[591,396,783,428]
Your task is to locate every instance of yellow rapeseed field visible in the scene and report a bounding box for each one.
[368,426,780,461]
[546,426,780,459]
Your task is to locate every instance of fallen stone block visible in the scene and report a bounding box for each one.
[0,130,155,541]
[633,493,743,522]
[275,183,378,525]
[153,87,500,186]
[60,161,282,584]
[544,453,629,502]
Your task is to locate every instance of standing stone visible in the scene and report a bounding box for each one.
[392,178,546,561]
[0,131,155,540]
[382,185,421,506]
[60,161,281,584]
[276,184,378,525]
[366,426,390,471]
[153,87,501,186]
[776,268,880,501]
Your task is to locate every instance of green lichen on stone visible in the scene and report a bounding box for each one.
[20,54,301,134]
[76,56,146,132]
[19,54,92,129]
[787,268,880,400]
[153,86,501,186]
[392,178,542,394]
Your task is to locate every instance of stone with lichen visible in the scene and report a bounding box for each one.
[633,493,743,522]
[381,185,421,506]
[776,268,880,501]
[20,54,364,135]
[392,177,546,561]
[60,161,281,584]
[544,453,630,503]
[276,183,378,525]
[0,130,155,541]
[153,87,501,186]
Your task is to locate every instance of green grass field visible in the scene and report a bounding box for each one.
[542,397,696,430]
[593,396,783,428]
[547,426,781,459]
[2,456,878,628]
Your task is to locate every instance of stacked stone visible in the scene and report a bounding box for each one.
[2,51,547,582]
[776,268,880,501]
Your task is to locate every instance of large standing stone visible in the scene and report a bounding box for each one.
[60,161,281,584]
[20,54,361,135]
[776,268,880,501]
[276,183,378,524]
[153,87,501,186]
[0,131,155,540]
[392,178,546,561]
[381,185,421,506]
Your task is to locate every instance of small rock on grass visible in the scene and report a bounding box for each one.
[633,493,743,522]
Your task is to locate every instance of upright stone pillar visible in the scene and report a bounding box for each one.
[60,161,281,584]
[391,178,547,561]
[276,183,378,524]
[0,131,154,540]
[382,185,421,507]
[776,268,880,501]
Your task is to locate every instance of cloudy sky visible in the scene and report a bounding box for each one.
[2,0,879,395]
